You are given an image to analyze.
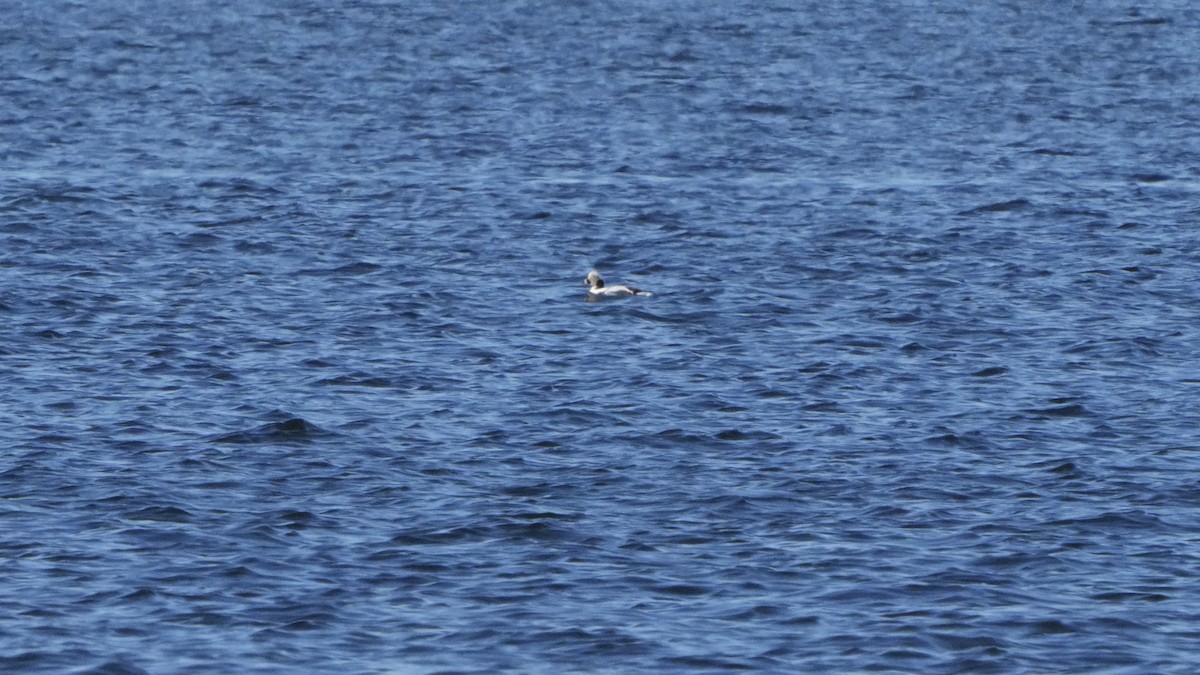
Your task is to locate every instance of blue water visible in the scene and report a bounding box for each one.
[3,1,1200,672]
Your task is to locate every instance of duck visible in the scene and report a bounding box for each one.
[585,270,652,298]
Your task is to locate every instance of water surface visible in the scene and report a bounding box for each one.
[3,1,1200,672]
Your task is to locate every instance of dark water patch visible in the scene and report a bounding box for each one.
[1024,401,1091,418]
[1131,173,1171,183]
[876,311,921,324]
[314,372,393,388]
[1091,591,1170,603]
[192,215,265,229]
[1046,461,1082,477]
[712,428,788,449]
[739,102,792,116]
[125,506,192,523]
[77,659,153,675]
[956,199,1032,216]
[495,520,580,543]
[930,632,1006,651]
[301,261,383,276]
[660,655,758,671]
[1028,619,1078,635]
[387,528,491,547]
[652,583,711,597]
[923,432,991,451]
[1046,510,1165,533]
[1102,16,1171,27]
[1032,148,1077,156]
[212,418,327,444]
[497,482,564,499]
[179,231,221,249]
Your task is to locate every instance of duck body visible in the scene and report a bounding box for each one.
[585,270,652,299]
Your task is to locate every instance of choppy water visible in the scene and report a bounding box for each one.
[3,1,1200,672]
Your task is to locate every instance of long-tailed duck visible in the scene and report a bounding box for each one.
[585,270,652,298]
